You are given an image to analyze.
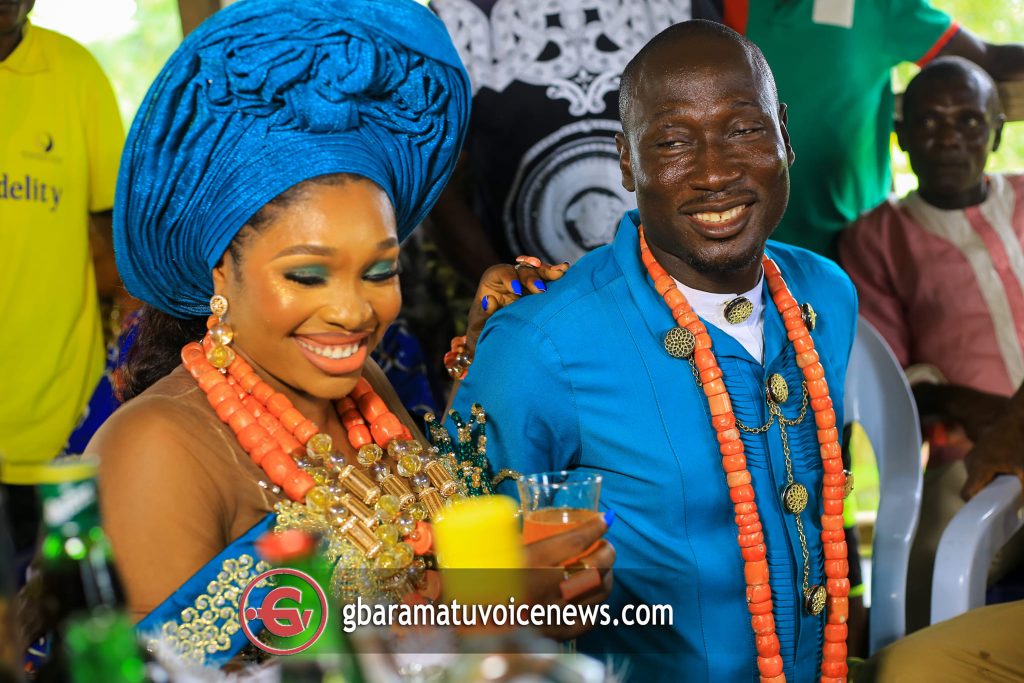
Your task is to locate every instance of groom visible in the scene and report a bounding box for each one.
[453,20,859,682]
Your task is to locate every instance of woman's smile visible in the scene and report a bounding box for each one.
[212,177,401,399]
[294,332,369,375]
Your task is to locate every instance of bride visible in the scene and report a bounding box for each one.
[85,0,613,666]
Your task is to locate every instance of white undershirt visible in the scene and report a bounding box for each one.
[673,271,765,363]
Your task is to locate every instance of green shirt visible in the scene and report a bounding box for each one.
[743,0,954,257]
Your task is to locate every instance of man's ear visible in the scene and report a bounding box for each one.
[778,103,795,166]
[992,113,1006,153]
[615,132,636,192]
[894,116,909,153]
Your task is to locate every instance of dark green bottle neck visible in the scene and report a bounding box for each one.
[39,478,102,536]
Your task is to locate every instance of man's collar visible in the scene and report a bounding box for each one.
[672,271,764,329]
[901,174,1005,214]
[613,210,683,358]
[1,21,46,75]
[613,212,792,366]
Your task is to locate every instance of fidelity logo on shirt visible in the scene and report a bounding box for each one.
[20,130,63,163]
[0,172,63,211]
[36,132,55,154]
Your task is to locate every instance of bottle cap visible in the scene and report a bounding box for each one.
[255,530,319,565]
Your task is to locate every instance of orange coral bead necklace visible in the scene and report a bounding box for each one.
[638,226,850,683]
[182,334,415,504]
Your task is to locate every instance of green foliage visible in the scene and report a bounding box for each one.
[893,0,1024,190]
[37,0,1024,184]
[72,0,181,128]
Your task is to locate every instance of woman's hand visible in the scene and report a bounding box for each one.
[465,256,570,355]
[522,512,615,641]
[446,256,568,382]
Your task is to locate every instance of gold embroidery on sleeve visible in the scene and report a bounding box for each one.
[154,554,272,664]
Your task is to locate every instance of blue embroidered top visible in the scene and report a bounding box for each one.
[451,210,858,682]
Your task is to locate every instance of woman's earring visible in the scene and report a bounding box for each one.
[206,294,236,370]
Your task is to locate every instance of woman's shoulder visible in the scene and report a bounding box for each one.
[101,367,212,427]
[89,367,223,473]
[89,369,248,619]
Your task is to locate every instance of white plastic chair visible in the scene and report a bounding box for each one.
[930,475,1024,624]
[843,317,923,654]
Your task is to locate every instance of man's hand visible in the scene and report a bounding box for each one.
[961,409,1024,500]
[940,28,1024,83]
[913,382,1010,442]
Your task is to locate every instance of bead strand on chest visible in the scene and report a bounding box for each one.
[639,226,850,683]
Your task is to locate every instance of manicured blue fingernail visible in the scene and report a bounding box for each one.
[511,280,523,296]
[534,280,547,292]
[603,509,616,528]
[481,296,489,311]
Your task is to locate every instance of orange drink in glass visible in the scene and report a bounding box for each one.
[517,471,602,543]
[521,508,604,544]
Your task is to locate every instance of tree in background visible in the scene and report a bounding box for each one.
[32,0,181,126]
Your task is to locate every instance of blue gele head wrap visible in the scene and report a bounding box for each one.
[114,0,471,317]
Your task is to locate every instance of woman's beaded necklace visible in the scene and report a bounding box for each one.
[181,323,470,600]
[638,227,850,683]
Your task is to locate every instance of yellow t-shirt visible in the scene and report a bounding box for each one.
[0,23,123,484]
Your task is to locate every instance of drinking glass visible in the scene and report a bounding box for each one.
[517,471,602,544]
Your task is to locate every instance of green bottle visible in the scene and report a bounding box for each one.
[0,483,22,683]
[255,530,366,683]
[33,459,146,683]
